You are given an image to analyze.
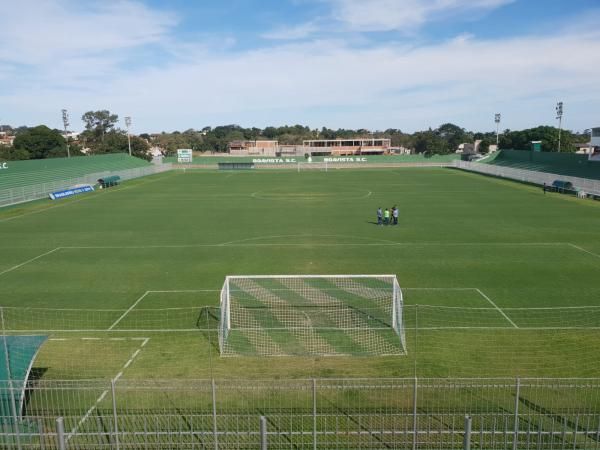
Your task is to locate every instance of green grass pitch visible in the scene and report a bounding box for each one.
[1,167,600,381]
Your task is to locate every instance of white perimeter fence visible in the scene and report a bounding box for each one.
[454,161,600,195]
[0,164,173,208]
[1,377,600,449]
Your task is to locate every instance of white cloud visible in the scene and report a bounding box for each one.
[329,0,515,32]
[263,0,515,39]
[1,1,599,133]
[0,0,177,64]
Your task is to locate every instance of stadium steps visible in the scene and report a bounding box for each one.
[483,150,600,181]
[0,154,152,190]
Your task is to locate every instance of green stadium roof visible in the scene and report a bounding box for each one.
[1,335,48,422]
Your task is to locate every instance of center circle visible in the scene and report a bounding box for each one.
[251,190,371,201]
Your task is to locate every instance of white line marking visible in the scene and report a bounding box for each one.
[475,288,519,329]
[56,242,568,249]
[6,329,206,332]
[48,337,149,341]
[67,337,149,440]
[0,247,60,276]
[569,243,600,259]
[107,291,149,330]
[148,289,220,293]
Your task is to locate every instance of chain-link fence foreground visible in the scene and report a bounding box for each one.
[1,377,599,449]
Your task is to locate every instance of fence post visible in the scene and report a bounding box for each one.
[212,379,218,450]
[513,377,520,450]
[412,377,418,450]
[464,415,472,450]
[260,415,267,450]
[56,417,66,450]
[111,378,120,450]
[1,308,22,450]
[312,379,317,450]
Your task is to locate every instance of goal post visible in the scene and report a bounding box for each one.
[218,275,406,357]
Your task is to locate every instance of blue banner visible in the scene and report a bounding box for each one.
[49,185,94,200]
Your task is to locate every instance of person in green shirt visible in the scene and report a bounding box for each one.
[383,208,390,225]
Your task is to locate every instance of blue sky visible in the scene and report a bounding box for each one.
[0,0,599,133]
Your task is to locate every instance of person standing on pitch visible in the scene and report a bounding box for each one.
[392,205,398,225]
[377,207,383,226]
[383,208,390,225]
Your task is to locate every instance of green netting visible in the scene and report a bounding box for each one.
[1,335,48,422]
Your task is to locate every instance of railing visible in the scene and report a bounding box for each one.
[454,160,600,195]
[0,164,173,208]
[1,377,599,449]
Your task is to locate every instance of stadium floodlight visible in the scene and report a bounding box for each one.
[556,102,563,152]
[61,109,70,158]
[218,275,406,357]
[494,113,501,146]
[125,116,132,156]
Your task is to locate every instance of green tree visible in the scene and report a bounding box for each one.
[12,125,67,159]
[81,110,119,143]
[92,132,151,160]
[413,130,448,154]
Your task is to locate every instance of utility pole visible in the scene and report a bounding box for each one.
[555,102,563,152]
[125,116,132,156]
[61,109,70,158]
[494,113,501,147]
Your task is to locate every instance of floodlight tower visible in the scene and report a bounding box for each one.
[61,109,70,158]
[125,116,132,156]
[556,102,563,152]
[494,113,501,146]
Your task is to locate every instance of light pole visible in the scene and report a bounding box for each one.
[494,113,501,147]
[61,109,70,158]
[125,116,132,156]
[556,102,563,152]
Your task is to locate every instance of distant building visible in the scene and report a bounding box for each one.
[0,132,15,146]
[456,140,482,154]
[592,127,600,148]
[226,138,392,157]
[302,138,391,156]
[228,140,278,156]
[574,143,594,155]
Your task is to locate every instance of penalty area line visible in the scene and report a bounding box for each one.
[569,243,600,260]
[0,247,61,276]
[475,288,519,329]
[107,291,150,330]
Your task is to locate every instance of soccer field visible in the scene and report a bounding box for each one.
[2,167,600,381]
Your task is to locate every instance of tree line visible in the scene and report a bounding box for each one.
[0,114,590,161]
[138,123,589,156]
[0,110,150,161]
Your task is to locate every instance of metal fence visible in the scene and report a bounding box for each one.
[2,377,600,449]
[0,164,173,208]
[453,161,600,195]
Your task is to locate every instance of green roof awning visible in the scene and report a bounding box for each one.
[1,335,48,422]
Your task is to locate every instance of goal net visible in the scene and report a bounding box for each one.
[218,275,406,357]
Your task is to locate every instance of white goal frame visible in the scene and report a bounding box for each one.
[218,274,406,356]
